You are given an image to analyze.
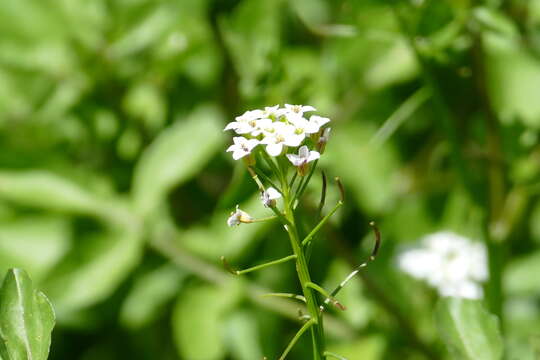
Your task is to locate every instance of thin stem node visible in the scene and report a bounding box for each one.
[278,319,315,360]
[221,254,297,275]
[335,177,345,203]
[318,171,328,215]
[321,222,382,312]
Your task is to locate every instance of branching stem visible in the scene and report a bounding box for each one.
[221,254,297,275]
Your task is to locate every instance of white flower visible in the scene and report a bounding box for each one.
[397,231,488,300]
[261,187,281,207]
[285,104,316,117]
[289,116,320,137]
[286,145,320,175]
[260,123,302,156]
[227,205,253,227]
[226,137,259,160]
[309,115,331,129]
[250,118,273,137]
[224,109,264,134]
[262,105,286,119]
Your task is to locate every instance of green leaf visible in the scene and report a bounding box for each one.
[0,268,55,360]
[132,105,225,218]
[0,171,100,215]
[0,216,70,282]
[325,122,399,213]
[504,251,540,296]
[435,298,503,360]
[43,229,143,316]
[219,0,281,97]
[0,171,127,226]
[484,33,540,128]
[172,284,230,360]
[120,265,186,329]
[326,335,386,360]
[225,311,263,360]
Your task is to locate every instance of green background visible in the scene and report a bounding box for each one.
[1,0,540,359]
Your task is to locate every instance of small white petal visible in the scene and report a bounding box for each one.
[224,122,238,131]
[266,187,281,200]
[286,153,303,166]
[232,149,247,160]
[298,146,309,158]
[266,143,283,156]
[310,115,330,127]
[307,150,320,162]
[284,133,304,147]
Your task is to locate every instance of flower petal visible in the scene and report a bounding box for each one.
[266,143,283,156]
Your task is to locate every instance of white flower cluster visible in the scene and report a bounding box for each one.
[225,104,330,160]
[398,231,488,299]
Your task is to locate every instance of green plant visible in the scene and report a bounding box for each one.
[221,104,380,359]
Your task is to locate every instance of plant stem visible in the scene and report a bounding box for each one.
[282,189,326,359]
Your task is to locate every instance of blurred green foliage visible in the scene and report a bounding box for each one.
[1,0,540,359]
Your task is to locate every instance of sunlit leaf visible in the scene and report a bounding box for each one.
[172,284,230,360]
[0,171,101,215]
[0,216,70,282]
[43,229,143,316]
[120,264,186,329]
[504,251,540,296]
[132,105,225,218]
[325,122,399,213]
[225,311,264,360]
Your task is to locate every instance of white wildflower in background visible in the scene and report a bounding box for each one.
[261,187,281,208]
[227,206,253,227]
[397,231,488,299]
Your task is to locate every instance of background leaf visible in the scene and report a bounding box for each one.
[132,105,225,218]
[435,298,503,360]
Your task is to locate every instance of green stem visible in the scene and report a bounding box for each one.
[282,188,326,359]
[222,254,297,275]
[278,319,316,360]
[294,160,319,206]
[302,201,343,246]
[261,293,306,303]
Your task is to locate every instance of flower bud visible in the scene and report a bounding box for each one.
[227,206,253,227]
[316,127,331,154]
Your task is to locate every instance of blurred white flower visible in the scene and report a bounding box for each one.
[261,187,281,207]
[286,145,320,175]
[397,231,488,299]
[227,206,253,227]
[226,137,259,160]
